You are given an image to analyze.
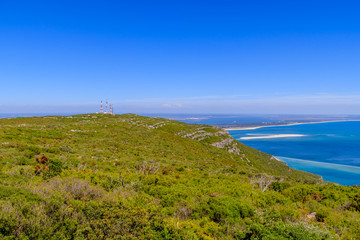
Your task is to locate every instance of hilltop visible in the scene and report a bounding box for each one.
[0,114,359,239]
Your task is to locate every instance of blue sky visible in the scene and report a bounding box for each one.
[1,0,360,114]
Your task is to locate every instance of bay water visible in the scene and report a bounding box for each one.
[228,121,360,185]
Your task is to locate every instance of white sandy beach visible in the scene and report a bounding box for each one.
[239,134,307,140]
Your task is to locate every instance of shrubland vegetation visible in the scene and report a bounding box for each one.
[0,114,359,239]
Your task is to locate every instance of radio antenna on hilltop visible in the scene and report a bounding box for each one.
[99,100,115,115]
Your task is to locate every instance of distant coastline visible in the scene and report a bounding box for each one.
[223,119,360,131]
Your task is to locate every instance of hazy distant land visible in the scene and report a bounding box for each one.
[216,117,360,130]
[222,119,360,130]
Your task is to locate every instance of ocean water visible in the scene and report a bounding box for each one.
[228,121,360,186]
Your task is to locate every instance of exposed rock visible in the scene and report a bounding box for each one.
[210,138,241,155]
[214,130,228,136]
[306,212,317,222]
[211,138,233,148]
[270,156,280,161]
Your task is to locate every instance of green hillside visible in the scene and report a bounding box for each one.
[0,114,359,239]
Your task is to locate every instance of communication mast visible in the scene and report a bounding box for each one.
[99,100,115,115]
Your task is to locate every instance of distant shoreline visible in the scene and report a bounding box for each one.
[224,120,360,131]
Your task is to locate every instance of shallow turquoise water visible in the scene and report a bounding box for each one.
[228,121,360,185]
[275,156,360,185]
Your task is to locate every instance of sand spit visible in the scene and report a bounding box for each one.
[239,134,307,140]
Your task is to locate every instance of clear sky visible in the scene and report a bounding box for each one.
[1,0,359,114]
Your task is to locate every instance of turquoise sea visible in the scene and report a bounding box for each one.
[228,121,360,186]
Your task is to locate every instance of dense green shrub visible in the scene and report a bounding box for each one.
[0,114,359,239]
[194,197,254,223]
[44,159,64,179]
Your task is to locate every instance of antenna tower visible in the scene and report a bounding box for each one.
[100,100,103,114]
[105,100,108,114]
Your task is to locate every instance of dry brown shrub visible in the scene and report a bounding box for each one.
[306,192,323,202]
[162,169,172,175]
[64,178,104,200]
[34,154,49,175]
[28,177,104,201]
[209,192,220,197]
